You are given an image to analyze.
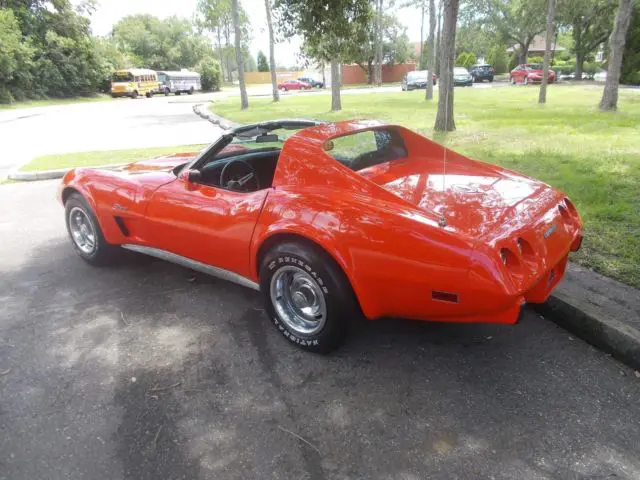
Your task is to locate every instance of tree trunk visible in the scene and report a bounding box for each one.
[435,0,443,75]
[231,0,248,109]
[264,0,279,102]
[600,0,634,111]
[539,0,556,104]
[434,0,459,132]
[216,31,225,83]
[331,58,342,111]
[518,43,528,64]
[575,50,584,81]
[419,2,425,69]
[573,22,583,80]
[374,0,384,86]
[426,0,436,100]
[368,59,374,84]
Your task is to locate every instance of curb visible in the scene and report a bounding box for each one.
[7,163,126,182]
[536,291,640,371]
[193,103,239,130]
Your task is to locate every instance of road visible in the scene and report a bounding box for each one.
[1,180,640,480]
[0,95,223,178]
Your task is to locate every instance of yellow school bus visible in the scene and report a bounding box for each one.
[110,69,159,99]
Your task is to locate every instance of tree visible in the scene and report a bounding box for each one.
[434,0,460,132]
[426,0,436,100]
[599,0,634,111]
[198,58,222,90]
[257,50,269,71]
[374,0,384,86]
[112,15,213,70]
[231,0,248,109]
[264,0,280,101]
[487,44,508,72]
[558,0,615,80]
[538,0,556,104]
[480,0,547,63]
[621,4,640,85]
[197,0,251,82]
[351,13,412,83]
[277,0,371,111]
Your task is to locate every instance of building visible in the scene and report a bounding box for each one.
[506,35,567,57]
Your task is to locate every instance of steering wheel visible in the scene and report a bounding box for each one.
[219,158,260,192]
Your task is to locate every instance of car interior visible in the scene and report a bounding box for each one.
[198,147,281,192]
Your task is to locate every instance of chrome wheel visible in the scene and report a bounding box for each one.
[68,207,96,255]
[270,265,327,336]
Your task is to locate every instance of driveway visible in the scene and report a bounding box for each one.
[1,180,640,480]
[0,95,222,177]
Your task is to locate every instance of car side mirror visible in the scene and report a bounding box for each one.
[180,169,201,183]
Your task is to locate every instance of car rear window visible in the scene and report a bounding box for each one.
[324,129,408,171]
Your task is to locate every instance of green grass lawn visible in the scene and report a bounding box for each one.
[210,85,640,288]
[20,144,206,172]
[0,94,112,110]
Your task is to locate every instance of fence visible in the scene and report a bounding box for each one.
[341,63,417,84]
[243,71,306,84]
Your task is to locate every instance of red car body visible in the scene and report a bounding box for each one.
[277,79,311,91]
[59,119,582,350]
[510,64,556,84]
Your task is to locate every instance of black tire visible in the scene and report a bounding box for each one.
[176,91,181,96]
[188,87,194,95]
[64,193,117,266]
[259,241,357,353]
[524,76,529,85]
[489,76,494,83]
[131,90,138,99]
[164,88,170,96]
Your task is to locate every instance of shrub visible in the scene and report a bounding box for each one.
[528,55,544,64]
[198,59,222,92]
[487,45,508,73]
[456,52,477,69]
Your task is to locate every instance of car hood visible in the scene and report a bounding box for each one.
[358,154,561,240]
[117,144,248,174]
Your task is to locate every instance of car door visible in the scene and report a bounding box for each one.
[143,173,269,280]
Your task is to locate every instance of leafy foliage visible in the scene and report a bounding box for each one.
[257,50,269,71]
[198,58,223,91]
[487,44,508,73]
[456,51,477,68]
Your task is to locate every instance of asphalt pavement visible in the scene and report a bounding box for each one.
[0,95,223,178]
[2,180,640,480]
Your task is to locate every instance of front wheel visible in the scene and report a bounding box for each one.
[510,76,516,85]
[259,241,356,353]
[131,90,138,99]
[524,76,529,85]
[65,193,116,266]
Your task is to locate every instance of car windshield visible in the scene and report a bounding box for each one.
[112,72,133,82]
[454,68,468,75]
[407,71,428,81]
[527,64,543,70]
[229,127,303,150]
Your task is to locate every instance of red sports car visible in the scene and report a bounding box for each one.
[510,64,556,85]
[277,79,311,91]
[59,119,582,352]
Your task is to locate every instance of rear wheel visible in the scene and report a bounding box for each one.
[131,90,138,99]
[65,193,116,266]
[524,76,529,85]
[259,241,356,353]
[188,87,194,95]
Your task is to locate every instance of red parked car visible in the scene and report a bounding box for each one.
[278,79,312,91]
[59,119,582,353]
[510,64,556,85]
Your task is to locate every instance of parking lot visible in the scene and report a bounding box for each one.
[2,180,640,480]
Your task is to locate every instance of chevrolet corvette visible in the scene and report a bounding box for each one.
[60,119,583,352]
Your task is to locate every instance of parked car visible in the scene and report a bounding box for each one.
[468,64,494,83]
[510,64,556,85]
[298,76,324,88]
[278,79,311,91]
[558,72,593,81]
[401,70,437,91]
[594,70,607,82]
[59,119,583,352]
[453,67,473,86]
